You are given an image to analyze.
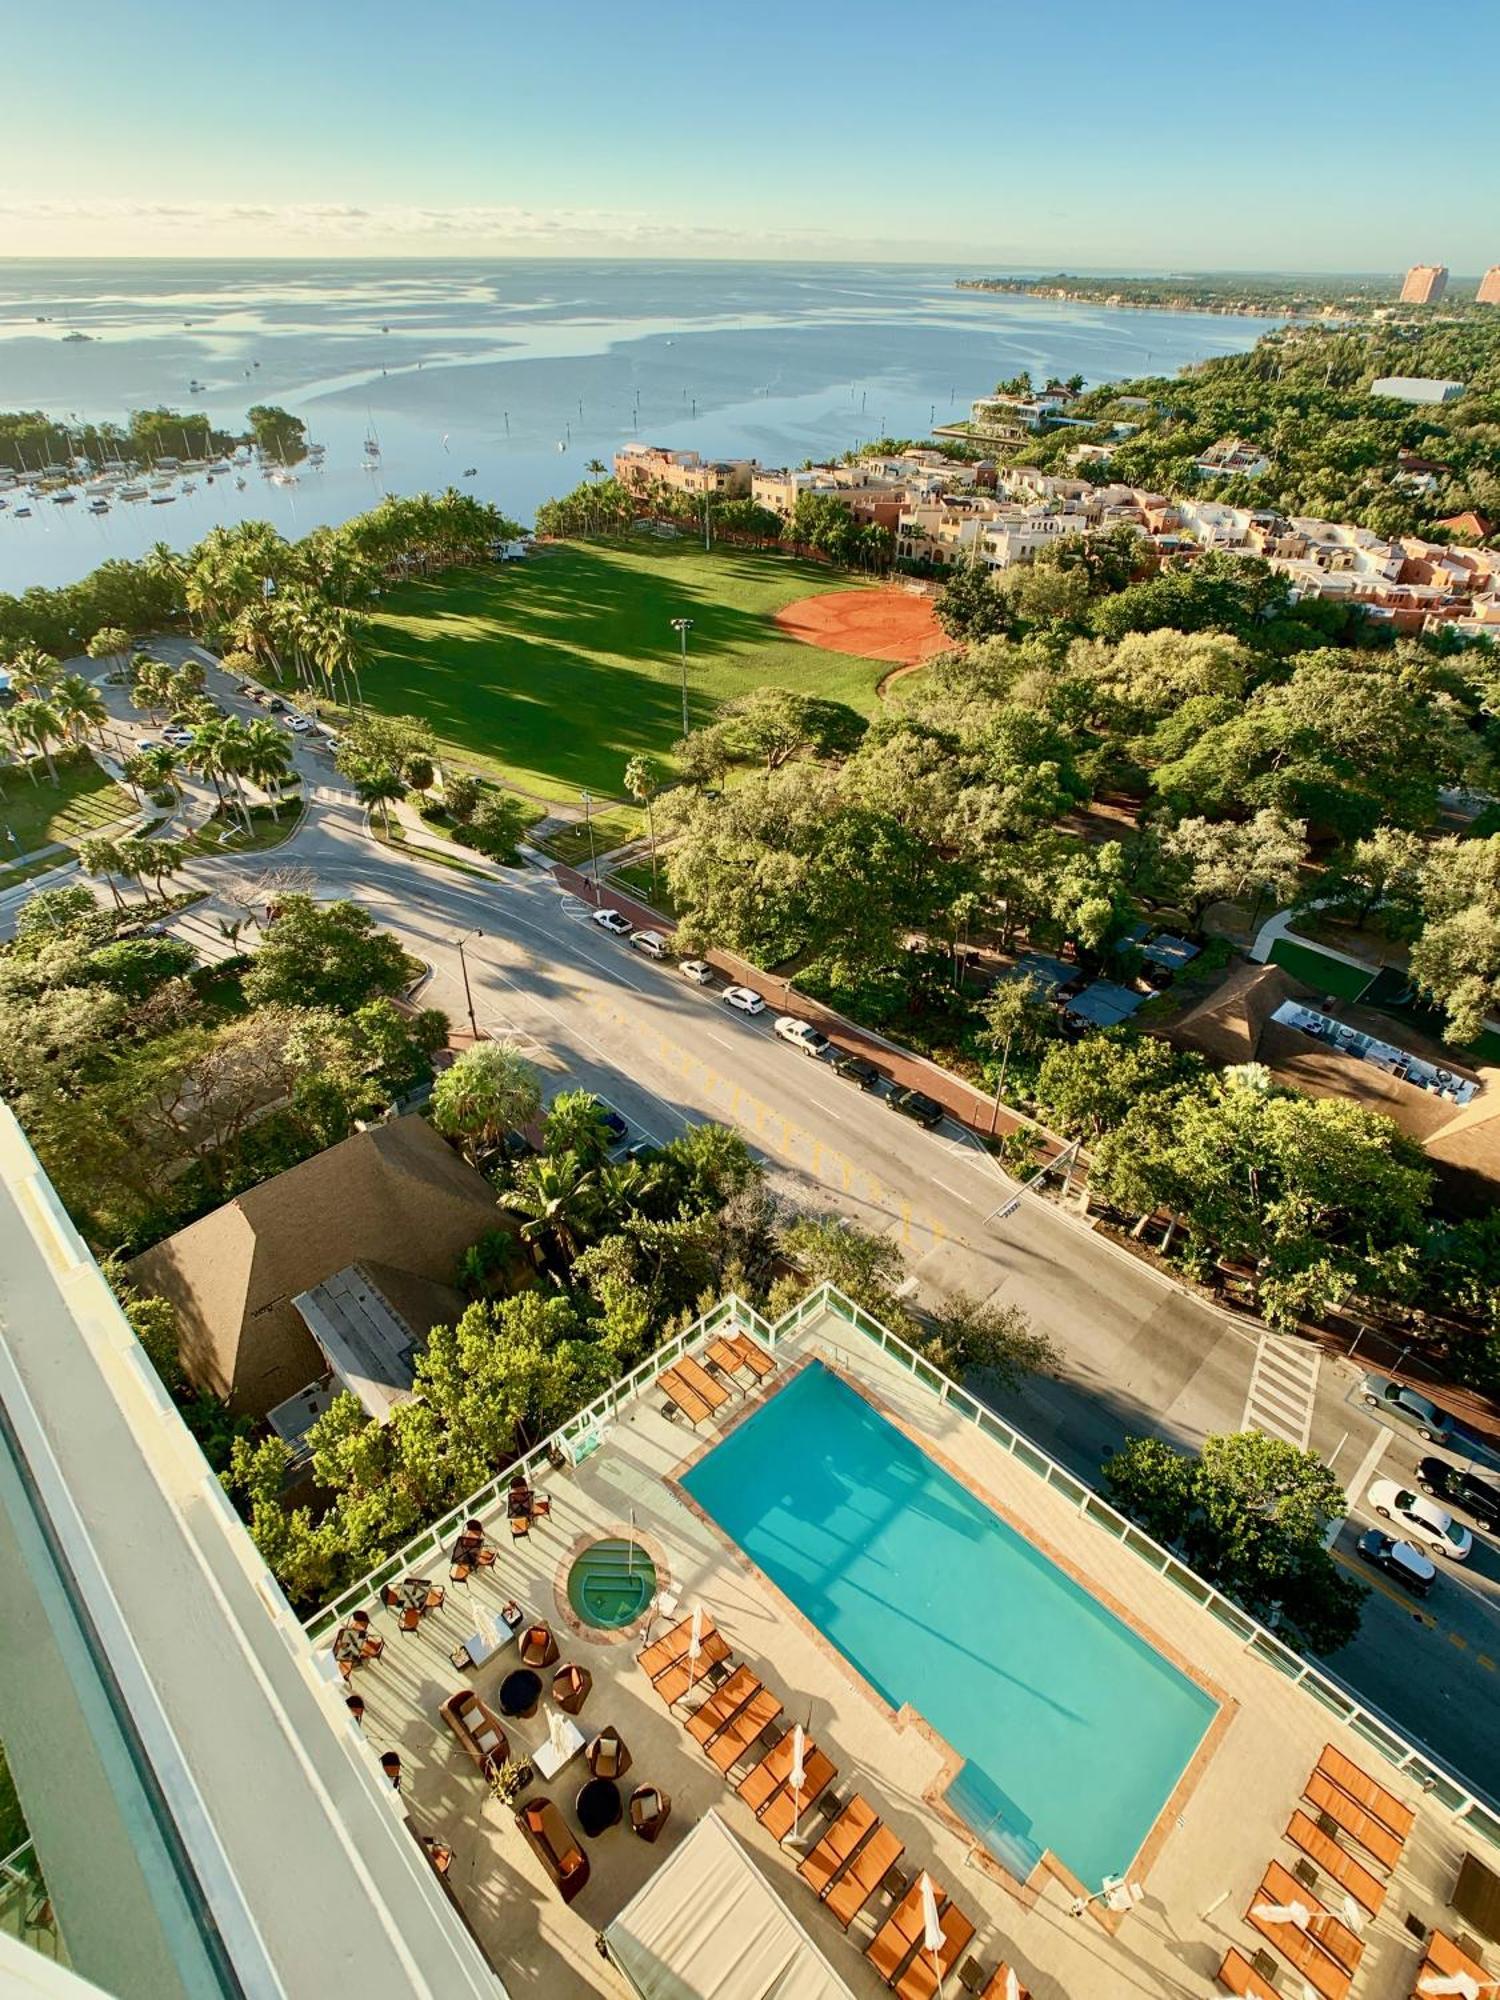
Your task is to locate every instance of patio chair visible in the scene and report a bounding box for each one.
[552,1664,592,1715]
[520,1622,559,1669]
[629,1784,671,1843]
[588,1727,631,1780]
[423,1586,446,1612]
[510,1512,531,1540]
[515,1797,590,1905]
[398,1606,421,1634]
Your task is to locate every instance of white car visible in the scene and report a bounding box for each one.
[774,1015,829,1057]
[1367,1478,1472,1559]
[629,929,670,960]
[679,959,714,986]
[162,726,194,748]
[286,714,314,734]
[591,908,633,936]
[722,985,765,1016]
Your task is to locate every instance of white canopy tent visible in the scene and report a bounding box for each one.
[604,1811,861,2000]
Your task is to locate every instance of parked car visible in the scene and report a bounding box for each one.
[1366,1477,1472,1559]
[886,1086,944,1129]
[722,985,765,1016]
[597,1106,629,1149]
[831,1049,882,1090]
[1417,1457,1500,1533]
[266,697,287,713]
[1355,1530,1435,1598]
[629,929,670,960]
[1361,1374,1453,1444]
[287,714,313,734]
[162,726,194,748]
[774,1016,829,1057]
[236,681,258,697]
[678,959,714,986]
[591,908,633,936]
[136,737,160,753]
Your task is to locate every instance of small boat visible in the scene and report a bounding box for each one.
[150,493,176,505]
[52,492,76,505]
[89,498,109,513]
[363,436,380,455]
[180,480,197,494]
[208,459,230,474]
[556,440,567,452]
[462,466,477,477]
[361,457,380,471]
[119,484,147,501]
[235,476,247,489]
[13,505,32,517]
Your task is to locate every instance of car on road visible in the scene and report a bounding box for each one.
[886,1086,944,1129]
[629,929,670,960]
[162,726,194,748]
[286,714,313,733]
[236,681,259,697]
[1361,1374,1453,1444]
[774,1016,829,1057]
[1417,1457,1500,1533]
[266,697,287,714]
[1366,1478,1472,1559]
[678,959,714,986]
[831,1049,882,1090]
[136,737,160,752]
[591,908,633,936]
[722,985,765,1016]
[1355,1530,1435,1598]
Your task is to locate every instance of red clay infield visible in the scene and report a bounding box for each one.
[773,587,947,666]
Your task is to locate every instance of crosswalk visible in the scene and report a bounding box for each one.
[1242,1330,1321,1450]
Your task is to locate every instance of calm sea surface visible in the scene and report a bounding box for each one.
[0,260,1274,592]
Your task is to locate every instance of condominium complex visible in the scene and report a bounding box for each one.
[1400,264,1449,303]
[1478,267,1500,305]
[612,443,755,499]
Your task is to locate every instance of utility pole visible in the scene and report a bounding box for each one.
[670,617,694,736]
[455,929,481,1040]
[581,789,599,891]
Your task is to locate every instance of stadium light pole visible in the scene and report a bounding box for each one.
[670,617,694,736]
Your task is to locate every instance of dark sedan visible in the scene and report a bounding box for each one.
[1418,1457,1500,1533]
[831,1050,882,1090]
[886,1087,944,1129]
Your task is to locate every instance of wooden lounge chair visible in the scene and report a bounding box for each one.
[438,1689,509,1776]
[677,1353,730,1410]
[1314,1745,1415,1841]
[637,1611,712,1682]
[515,1797,590,1904]
[799,1795,878,1899]
[706,1687,783,1773]
[760,1747,836,1843]
[726,1330,776,1379]
[686,1664,760,1746]
[1215,1948,1277,1998]
[897,1902,976,2000]
[652,1630,732,1707]
[707,1335,753,1381]
[825,1823,906,1929]
[868,1877,950,1988]
[1245,1869,1352,2000]
[659,1366,714,1425]
[1303,1771,1402,1872]
[1284,1810,1385,1916]
[1422,1931,1489,1985]
[1259,1861,1361,1975]
[736,1727,792,1814]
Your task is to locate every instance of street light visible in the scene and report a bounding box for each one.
[454,929,482,1040]
[670,617,694,737]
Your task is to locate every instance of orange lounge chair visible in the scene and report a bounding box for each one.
[1260,1861,1361,1975]
[1314,1744,1416,1841]
[761,1747,837,1843]
[707,1335,753,1381]
[867,1879,934,1986]
[896,1902,976,2000]
[706,1687,783,1773]
[1215,1948,1278,1998]
[1245,1872,1352,2000]
[726,1330,776,1378]
[638,1610,716,1682]
[979,1969,1032,2000]
[686,1664,760,1745]
[652,1630,732,1706]
[799,1796,878,1899]
[677,1353,730,1410]
[825,1823,905,1929]
[659,1367,713,1425]
[1284,1810,1386,1917]
[1303,1771,1402,1872]
[736,1727,793,1814]
[1423,1931,1489,1983]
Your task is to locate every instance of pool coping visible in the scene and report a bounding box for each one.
[667,1345,1236,1929]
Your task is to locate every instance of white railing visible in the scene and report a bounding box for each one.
[300,1279,1500,1852]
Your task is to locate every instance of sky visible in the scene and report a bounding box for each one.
[3,0,1498,270]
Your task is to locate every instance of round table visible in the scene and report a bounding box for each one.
[498,1668,542,1719]
[575,1777,622,1837]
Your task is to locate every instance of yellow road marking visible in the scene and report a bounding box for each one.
[1478,1655,1496,1673]
[1331,1551,1437,1626]
[1449,1631,1469,1651]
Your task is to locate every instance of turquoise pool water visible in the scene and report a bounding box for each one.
[683,1362,1217,1887]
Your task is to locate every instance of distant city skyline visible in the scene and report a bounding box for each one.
[4,0,1498,267]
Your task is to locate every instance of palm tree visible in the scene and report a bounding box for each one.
[585,458,607,481]
[79,836,127,908]
[7,699,62,783]
[214,717,259,829]
[136,744,181,801]
[430,1041,542,1158]
[8,644,60,701]
[355,764,406,836]
[241,718,294,817]
[623,754,663,898]
[53,672,107,744]
[499,1152,600,1265]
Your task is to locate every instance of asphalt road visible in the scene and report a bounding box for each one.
[12,647,1497,1804]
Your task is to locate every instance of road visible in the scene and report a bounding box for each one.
[12,646,1499,1803]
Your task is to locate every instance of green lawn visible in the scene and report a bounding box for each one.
[361,540,888,803]
[537,805,642,867]
[1269,937,1375,1002]
[0,753,134,859]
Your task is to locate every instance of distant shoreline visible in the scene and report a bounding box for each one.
[956,279,1311,319]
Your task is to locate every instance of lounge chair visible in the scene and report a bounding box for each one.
[1302,1771,1402,1872]
[1245,1866,1352,2000]
[760,1746,836,1843]
[685,1664,760,1746]
[725,1330,776,1378]
[515,1797,590,1904]
[1421,1932,1490,1987]
[867,1877,955,1989]
[706,1336,753,1381]
[651,1630,731,1706]
[706,1687,783,1773]
[438,1689,509,1776]
[897,1902,976,2000]
[676,1353,729,1410]
[1215,1949,1277,1999]
[825,1823,905,1929]
[1258,1861,1360,1975]
[1284,1809,1385,1916]
[735,1727,791,1814]
[1313,1745,1415,1841]
[637,1610,715,1682]
[978,1967,1032,2000]
[659,1367,713,1425]
[800,1795,878,1899]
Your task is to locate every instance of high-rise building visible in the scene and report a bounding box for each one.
[1400,264,1449,304]
[1478,267,1500,305]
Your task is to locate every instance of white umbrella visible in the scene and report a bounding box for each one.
[684,1604,704,1703]
[1338,1893,1366,1933]
[920,1872,945,1996]
[1252,1899,1311,1928]
[1003,1971,1020,2000]
[785,1724,807,1844]
[1419,1976,1496,1998]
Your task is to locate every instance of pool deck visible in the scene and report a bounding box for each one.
[321,1303,1487,1999]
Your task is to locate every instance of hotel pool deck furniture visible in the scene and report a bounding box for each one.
[707,1335,755,1382]
[438,1690,509,1777]
[685,1663,761,1746]
[1216,1947,1278,1997]
[1283,1809,1386,1915]
[675,1353,730,1412]
[1257,1860,1360,1973]
[897,1900,977,2000]
[705,1687,784,1775]
[532,1714,586,1784]
[825,1822,907,1929]
[1245,1865,1355,2000]
[737,1727,796,1814]
[659,1366,715,1425]
[520,1622,560,1668]
[799,1795,878,1898]
[576,1775,623,1836]
[637,1609,717,1682]
[759,1746,838,1844]
[587,1727,631,1780]
[628,1784,671,1842]
[552,1663,592,1714]
[722,1329,776,1378]
[1314,1744,1416,1841]
[1417,1930,1490,1994]
[651,1632,732,1707]
[499,1669,542,1719]
[867,1877,975,1995]
[515,1798,590,1903]
[1303,1770,1403,1872]
[453,1605,523,1671]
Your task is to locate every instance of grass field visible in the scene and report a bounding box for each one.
[362,540,888,802]
[0,753,135,859]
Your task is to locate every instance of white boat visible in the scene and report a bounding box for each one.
[235,476,247,489]
[51,492,76,505]
[13,506,32,518]
[361,457,380,471]
[150,493,176,505]
[269,470,299,486]
[208,460,231,474]
[180,480,197,494]
[89,498,109,513]
[119,484,147,501]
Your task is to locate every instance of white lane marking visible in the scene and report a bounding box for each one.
[1241,1330,1320,1450]
[1344,1428,1390,1509]
[932,1178,975,1206]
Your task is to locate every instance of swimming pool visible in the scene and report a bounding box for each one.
[682,1362,1217,1887]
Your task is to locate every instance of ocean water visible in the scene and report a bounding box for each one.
[683,1361,1217,1888]
[0,259,1274,592]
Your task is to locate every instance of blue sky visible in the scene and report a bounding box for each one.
[4,0,1497,267]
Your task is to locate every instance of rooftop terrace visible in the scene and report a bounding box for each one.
[306,1287,1500,2000]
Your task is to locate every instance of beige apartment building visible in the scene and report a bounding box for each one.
[1400,263,1448,303]
[613,443,755,497]
[1477,266,1500,304]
